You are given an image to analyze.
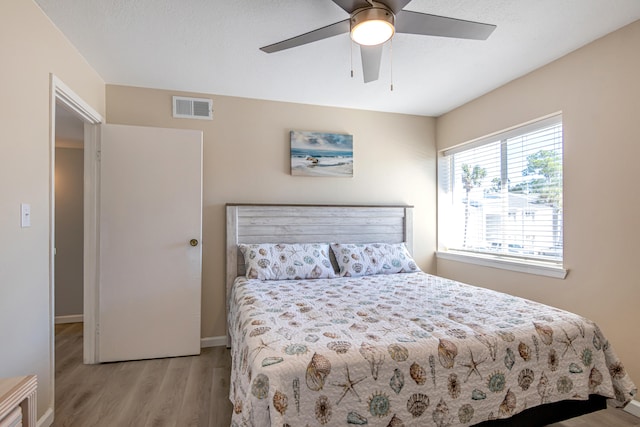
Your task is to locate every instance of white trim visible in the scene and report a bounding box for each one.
[37,407,54,427]
[442,112,562,156]
[54,314,83,324]
[53,76,103,124]
[200,336,227,348]
[82,122,101,365]
[437,250,568,279]
[624,400,640,418]
[49,75,57,427]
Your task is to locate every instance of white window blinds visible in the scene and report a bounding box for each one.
[439,115,563,264]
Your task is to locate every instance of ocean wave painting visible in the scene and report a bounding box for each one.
[290,130,353,177]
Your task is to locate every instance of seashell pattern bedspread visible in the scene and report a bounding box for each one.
[228,272,636,426]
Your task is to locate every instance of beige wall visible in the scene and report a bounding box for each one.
[0,0,105,422]
[106,85,437,339]
[436,20,640,385]
[55,146,84,317]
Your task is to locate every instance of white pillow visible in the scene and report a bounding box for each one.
[239,243,336,280]
[330,242,420,277]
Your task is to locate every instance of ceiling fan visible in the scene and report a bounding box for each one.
[260,0,496,83]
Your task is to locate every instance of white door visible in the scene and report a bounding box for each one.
[97,124,202,362]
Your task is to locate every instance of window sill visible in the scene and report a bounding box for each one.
[436,250,568,279]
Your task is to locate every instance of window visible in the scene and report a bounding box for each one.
[438,115,564,274]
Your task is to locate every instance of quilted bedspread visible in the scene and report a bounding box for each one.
[228,272,636,426]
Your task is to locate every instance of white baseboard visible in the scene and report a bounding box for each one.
[624,399,640,418]
[55,314,83,324]
[200,335,227,348]
[37,407,54,427]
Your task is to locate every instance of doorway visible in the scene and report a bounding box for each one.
[49,77,103,420]
[54,103,84,325]
[53,102,86,416]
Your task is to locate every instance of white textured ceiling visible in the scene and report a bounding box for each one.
[36,0,640,117]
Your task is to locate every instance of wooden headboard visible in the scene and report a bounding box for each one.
[225,203,414,343]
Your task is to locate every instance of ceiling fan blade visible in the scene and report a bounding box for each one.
[260,19,350,53]
[360,45,383,83]
[330,0,371,14]
[382,0,412,14]
[396,10,496,40]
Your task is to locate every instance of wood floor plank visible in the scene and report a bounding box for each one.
[143,356,192,427]
[79,359,146,426]
[54,323,83,375]
[53,323,637,427]
[176,349,214,427]
[210,366,233,427]
[111,357,171,427]
[53,362,115,426]
[550,404,640,426]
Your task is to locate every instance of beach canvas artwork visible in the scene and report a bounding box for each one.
[290,130,353,177]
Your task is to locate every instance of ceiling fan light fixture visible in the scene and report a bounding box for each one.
[350,7,395,46]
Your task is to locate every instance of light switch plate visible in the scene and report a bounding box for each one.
[21,203,31,228]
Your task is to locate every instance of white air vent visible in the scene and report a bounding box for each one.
[172,96,213,120]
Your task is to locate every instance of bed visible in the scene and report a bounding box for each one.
[226,204,636,426]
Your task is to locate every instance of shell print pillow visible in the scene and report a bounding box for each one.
[330,242,420,277]
[239,243,336,280]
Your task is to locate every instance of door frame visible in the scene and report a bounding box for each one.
[49,74,104,404]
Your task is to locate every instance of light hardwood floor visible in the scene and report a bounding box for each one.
[53,323,232,426]
[54,323,638,426]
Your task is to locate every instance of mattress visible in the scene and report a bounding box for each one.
[228,271,636,426]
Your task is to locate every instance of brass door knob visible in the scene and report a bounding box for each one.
[189,239,199,247]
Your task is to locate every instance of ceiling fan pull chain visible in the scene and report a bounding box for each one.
[350,40,354,78]
[390,38,394,91]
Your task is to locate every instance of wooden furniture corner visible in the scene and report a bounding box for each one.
[0,375,37,427]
